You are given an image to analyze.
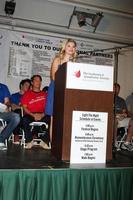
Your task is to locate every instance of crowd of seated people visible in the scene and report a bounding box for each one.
[1,79,133,152]
[114,83,133,151]
[0,75,50,150]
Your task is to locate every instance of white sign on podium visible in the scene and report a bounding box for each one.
[70,111,108,164]
[66,62,113,91]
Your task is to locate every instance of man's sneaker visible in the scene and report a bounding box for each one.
[40,140,51,150]
[114,141,121,151]
[121,143,133,151]
[0,146,7,150]
[13,135,20,145]
[0,143,7,150]
[24,141,34,149]
[0,142,5,147]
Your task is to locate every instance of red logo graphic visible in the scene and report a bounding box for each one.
[75,70,81,78]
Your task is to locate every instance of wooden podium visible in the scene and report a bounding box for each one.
[51,62,114,161]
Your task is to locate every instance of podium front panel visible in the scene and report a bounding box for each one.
[52,63,114,161]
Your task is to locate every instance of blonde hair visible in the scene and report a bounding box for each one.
[58,38,77,62]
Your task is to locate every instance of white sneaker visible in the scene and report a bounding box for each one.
[0,146,7,150]
[0,142,5,147]
[24,141,34,149]
[0,143,7,150]
[121,143,133,151]
[40,140,51,150]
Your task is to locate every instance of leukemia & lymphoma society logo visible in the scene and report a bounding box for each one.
[74,70,81,78]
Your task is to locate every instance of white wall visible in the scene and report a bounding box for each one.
[118,50,133,99]
[0,0,73,26]
[0,0,133,44]
[63,0,133,13]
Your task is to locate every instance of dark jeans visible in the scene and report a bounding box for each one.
[13,108,23,135]
[0,112,20,143]
[22,114,50,143]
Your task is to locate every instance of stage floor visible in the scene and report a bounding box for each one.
[0,143,133,169]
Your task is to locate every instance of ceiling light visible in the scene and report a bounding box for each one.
[4,0,16,16]
[74,10,103,30]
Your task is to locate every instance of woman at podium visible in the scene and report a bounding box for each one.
[45,38,77,139]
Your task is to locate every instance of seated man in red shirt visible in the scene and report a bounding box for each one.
[21,75,50,149]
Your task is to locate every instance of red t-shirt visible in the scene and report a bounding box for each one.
[21,90,47,113]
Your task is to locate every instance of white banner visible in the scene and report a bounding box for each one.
[0,29,114,91]
[8,32,62,86]
[70,111,108,164]
[7,31,114,84]
[66,62,113,91]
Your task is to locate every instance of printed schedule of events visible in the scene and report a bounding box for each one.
[70,111,108,164]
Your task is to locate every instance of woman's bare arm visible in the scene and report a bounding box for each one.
[50,57,60,80]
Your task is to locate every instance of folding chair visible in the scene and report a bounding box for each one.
[29,121,51,148]
[19,107,26,147]
[18,127,25,147]
[116,127,128,151]
[115,118,129,151]
[0,118,8,146]
[12,107,26,147]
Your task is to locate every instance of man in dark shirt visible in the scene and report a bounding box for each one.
[10,79,31,144]
[114,83,133,151]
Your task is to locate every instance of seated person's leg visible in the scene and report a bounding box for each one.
[121,118,133,151]
[39,115,51,149]
[0,112,20,148]
[13,124,21,144]
[22,115,34,148]
[13,109,23,144]
[125,119,133,143]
